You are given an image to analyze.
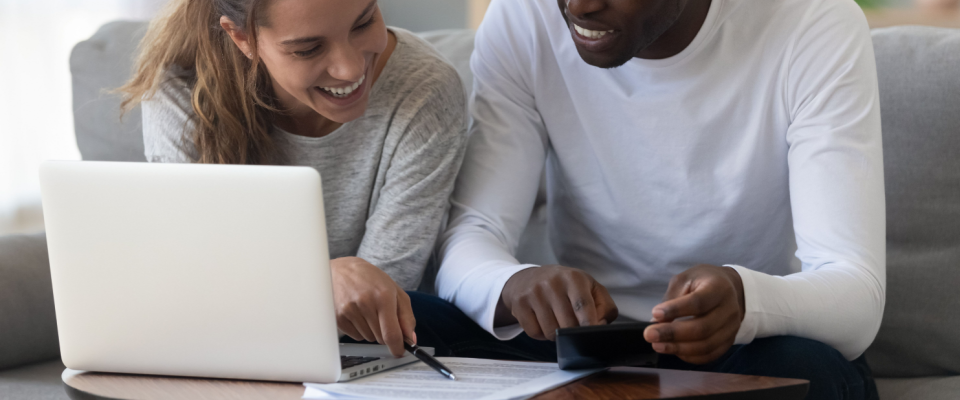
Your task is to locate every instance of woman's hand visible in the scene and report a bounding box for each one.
[330,257,416,357]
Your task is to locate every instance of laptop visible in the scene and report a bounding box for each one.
[39,161,429,383]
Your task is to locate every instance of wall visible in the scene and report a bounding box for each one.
[379,0,469,32]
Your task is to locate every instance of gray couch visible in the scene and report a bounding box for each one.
[1,19,957,400]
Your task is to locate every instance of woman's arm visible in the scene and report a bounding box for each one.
[355,68,469,291]
[141,71,199,163]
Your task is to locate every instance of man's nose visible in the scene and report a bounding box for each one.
[566,0,605,17]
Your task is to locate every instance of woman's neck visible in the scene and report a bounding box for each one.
[274,30,398,138]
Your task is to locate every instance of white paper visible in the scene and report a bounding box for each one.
[303,358,600,400]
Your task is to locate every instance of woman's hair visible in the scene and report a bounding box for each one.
[119,0,277,164]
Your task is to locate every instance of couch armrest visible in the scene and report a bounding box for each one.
[0,234,59,370]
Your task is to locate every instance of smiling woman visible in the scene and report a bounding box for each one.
[119,0,469,357]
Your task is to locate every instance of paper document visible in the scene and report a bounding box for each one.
[303,358,600,400]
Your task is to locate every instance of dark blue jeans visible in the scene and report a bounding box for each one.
[384,292,878,400]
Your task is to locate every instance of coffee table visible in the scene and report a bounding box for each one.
[63,366,808,399]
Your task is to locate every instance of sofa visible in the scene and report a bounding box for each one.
[1,18,957,400]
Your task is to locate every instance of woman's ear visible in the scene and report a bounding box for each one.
[220,16,253,58]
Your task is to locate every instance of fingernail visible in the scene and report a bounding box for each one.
[653,308,665,320]
[412,332,418,345]
[643,326,660,343]
[653,343,666,353]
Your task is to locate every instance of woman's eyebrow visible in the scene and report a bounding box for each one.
[279,0,377,46]
[353,0,378,25]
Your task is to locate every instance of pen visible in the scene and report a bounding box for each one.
[404,341,457,381]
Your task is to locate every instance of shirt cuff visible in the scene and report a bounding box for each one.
[482,264,540,340]
[726,264,761,345]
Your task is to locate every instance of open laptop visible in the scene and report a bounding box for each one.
[39,161,429,383]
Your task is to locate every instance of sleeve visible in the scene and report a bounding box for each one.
[435,0,551,340]
[356,67,469,291]
[141,72,199,163]
[731,0,886,361]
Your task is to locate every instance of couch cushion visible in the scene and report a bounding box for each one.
[0,234,59,370]
[876,376,960,400]
[70,20,148,162]
[864,26,960,378]
[419,29,476,97]
[0,360,68,400]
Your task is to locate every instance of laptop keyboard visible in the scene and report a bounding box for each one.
[341,356,380,369]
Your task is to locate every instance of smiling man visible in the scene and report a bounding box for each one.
[436,0,885,399]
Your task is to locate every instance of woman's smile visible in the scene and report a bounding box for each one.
[315,73,368,107]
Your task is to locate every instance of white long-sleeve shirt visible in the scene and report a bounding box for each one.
[436,0,885,360]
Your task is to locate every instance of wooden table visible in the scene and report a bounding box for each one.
[63,367,808,400]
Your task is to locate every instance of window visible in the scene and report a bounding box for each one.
[0,0,162,234]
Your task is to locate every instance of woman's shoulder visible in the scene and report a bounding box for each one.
[375,28,467,111]
[152,66,196,109]
[141,66,199,163]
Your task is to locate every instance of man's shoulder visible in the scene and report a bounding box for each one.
[726,0,868,38]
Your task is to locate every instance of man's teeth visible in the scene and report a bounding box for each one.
[574,24,613,39]
[321,74,365,98]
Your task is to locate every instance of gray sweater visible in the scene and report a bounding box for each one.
[142,28,467,290]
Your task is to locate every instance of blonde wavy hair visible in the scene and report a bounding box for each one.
[120,0,278,164]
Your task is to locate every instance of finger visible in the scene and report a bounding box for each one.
[645,309,729,343]
[513,304,545,340]
[593,283,618,324]
[545,286,580,329]
[650,323,738,362]
[377,294,405,357]
[650,325,731,357]
[653,287,723,322]
[397,291,417,345]
[344,306,378,343]
[567,276,599,326]
[530,296,561,341]
[337,315,364,341]
[656,274,694,322]
[360,300,385,345]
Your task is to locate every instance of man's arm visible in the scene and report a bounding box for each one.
[740,0,885,360]
[436,0,616,340]
[645,0,885,362]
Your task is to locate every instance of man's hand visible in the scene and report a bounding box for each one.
[643,264,745,364]
[496,265,618,341]
[331,257,416,357]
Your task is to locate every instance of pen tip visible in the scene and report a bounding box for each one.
[449,374,457,381]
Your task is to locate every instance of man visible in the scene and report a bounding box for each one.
[435,0,885,398]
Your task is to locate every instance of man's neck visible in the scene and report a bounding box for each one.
[636,0,712,60]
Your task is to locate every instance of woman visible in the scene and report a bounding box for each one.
[120,0,466,357]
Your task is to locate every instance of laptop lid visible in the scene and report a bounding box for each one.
[40,161,341,383]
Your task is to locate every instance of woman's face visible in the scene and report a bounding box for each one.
[255,0,388,123]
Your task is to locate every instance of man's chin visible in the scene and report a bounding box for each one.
[575,47,634,69]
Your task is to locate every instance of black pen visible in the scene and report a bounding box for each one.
[404,341,457,381]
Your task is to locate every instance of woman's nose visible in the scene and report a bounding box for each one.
[326,43,366,83]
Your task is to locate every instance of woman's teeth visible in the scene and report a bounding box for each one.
[574,24,613,39]
[321,74,365,98]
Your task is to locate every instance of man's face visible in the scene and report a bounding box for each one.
[557,0,688,68]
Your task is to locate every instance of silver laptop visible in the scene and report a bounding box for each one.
[39,161,428,383]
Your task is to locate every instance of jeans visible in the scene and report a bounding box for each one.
[345,292,879,400]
